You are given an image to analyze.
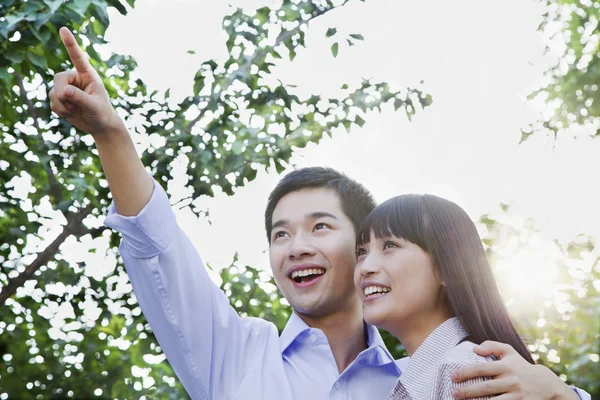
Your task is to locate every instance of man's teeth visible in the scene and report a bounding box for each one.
[364,286,391,296]
[291,268,325,279]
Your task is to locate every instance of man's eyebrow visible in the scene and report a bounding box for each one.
[306,211,339,221]
[271,219,289,231]
[271,212,339,231]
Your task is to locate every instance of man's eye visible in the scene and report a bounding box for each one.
[356,248,367,257]
[274,231,289,240]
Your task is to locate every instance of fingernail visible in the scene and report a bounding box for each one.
[65,103,74,110]
[452,389,459,398]
[65,86,74,97]
[451,372,457,381]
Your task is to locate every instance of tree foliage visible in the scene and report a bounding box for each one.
[523,0,600,141]
[0,0,430,397]
[478,206,599,398]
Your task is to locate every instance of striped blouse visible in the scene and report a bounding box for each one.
[388,317,493,400]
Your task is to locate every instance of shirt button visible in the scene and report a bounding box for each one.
[309,334,317,343]
[335,382,340,390]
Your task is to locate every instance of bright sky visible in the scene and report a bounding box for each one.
[98,0,600,288]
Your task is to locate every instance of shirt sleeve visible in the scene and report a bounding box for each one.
[573,387,591,400]
[104,177,266,400]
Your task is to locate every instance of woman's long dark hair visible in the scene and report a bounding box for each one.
[357,194,534,364]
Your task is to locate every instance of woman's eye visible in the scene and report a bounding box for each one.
[356,248,367,257]
[383,240,399,250]
[314,223,328,231]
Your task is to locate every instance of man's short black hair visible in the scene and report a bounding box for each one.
[265,167,376,243]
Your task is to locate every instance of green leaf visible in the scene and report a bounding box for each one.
[4,51,25,64]
[349,34,364,41]
[331,42,339,58]
[255,6,270,25]
[31,27,52,44]
[193,71,205,96]
[232,141,244,155]
[326,28,337,38]
[67,0,93,17]
[57,200,74,211]
[187,50,196,54]
[28,51,48,70]
[275,159,286,173]
[110,0,128,15]
[0,69,10,85]
[284,40,297,61]
[42,0,63,14]
[341,83,348,90]
[355,115,365,127]
[4,14,24,30]
[202,60,218,71]
[393,98,404,111]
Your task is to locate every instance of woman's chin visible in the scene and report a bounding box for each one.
[363,308,388,328]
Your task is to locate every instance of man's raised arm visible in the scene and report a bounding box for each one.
[49,28,277,399]
[50,27,153,216]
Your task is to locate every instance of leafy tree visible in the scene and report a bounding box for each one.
[523,0,600,141]
[0,0,430,397]
[478,206,600,398]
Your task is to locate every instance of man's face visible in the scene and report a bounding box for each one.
[269,188,359,317]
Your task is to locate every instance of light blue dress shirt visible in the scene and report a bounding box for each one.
[104,178,402,399]
[104,178,591,400]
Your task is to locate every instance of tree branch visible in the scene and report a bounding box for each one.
[0,207,92,306]
[185,1,349,133]
[14,72,64,206]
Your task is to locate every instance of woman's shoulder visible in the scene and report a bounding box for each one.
[439,340,494,372]
[433,341,495,399]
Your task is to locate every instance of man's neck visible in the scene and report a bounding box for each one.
[297,297,367,373]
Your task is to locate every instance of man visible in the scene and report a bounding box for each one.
[49,27,590,399]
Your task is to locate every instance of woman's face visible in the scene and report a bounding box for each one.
[354,233,445,333]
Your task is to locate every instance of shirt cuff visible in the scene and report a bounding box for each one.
[573,387,589,400]
[104,177,176,258]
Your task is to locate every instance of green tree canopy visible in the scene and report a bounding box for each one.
[523,0,600,141]
[0,0,430,397]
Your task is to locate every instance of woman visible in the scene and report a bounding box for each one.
[354,194,534,399]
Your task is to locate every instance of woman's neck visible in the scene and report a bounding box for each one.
[389,309,454,356]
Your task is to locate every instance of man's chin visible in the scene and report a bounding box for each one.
[288,295,324,316]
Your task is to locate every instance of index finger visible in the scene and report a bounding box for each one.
[475,340,515,359]
[59,27,92,73]
[452,361,505,383]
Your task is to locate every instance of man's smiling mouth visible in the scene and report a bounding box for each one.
[289,267,326,284]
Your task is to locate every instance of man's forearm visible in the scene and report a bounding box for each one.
[94,118,153,217]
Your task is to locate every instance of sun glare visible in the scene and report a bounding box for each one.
[493,237,561,306]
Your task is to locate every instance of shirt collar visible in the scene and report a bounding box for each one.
[279,312,311,354]
[279,313,397,368]
[365,322,387,349]
[399,317,468,399]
